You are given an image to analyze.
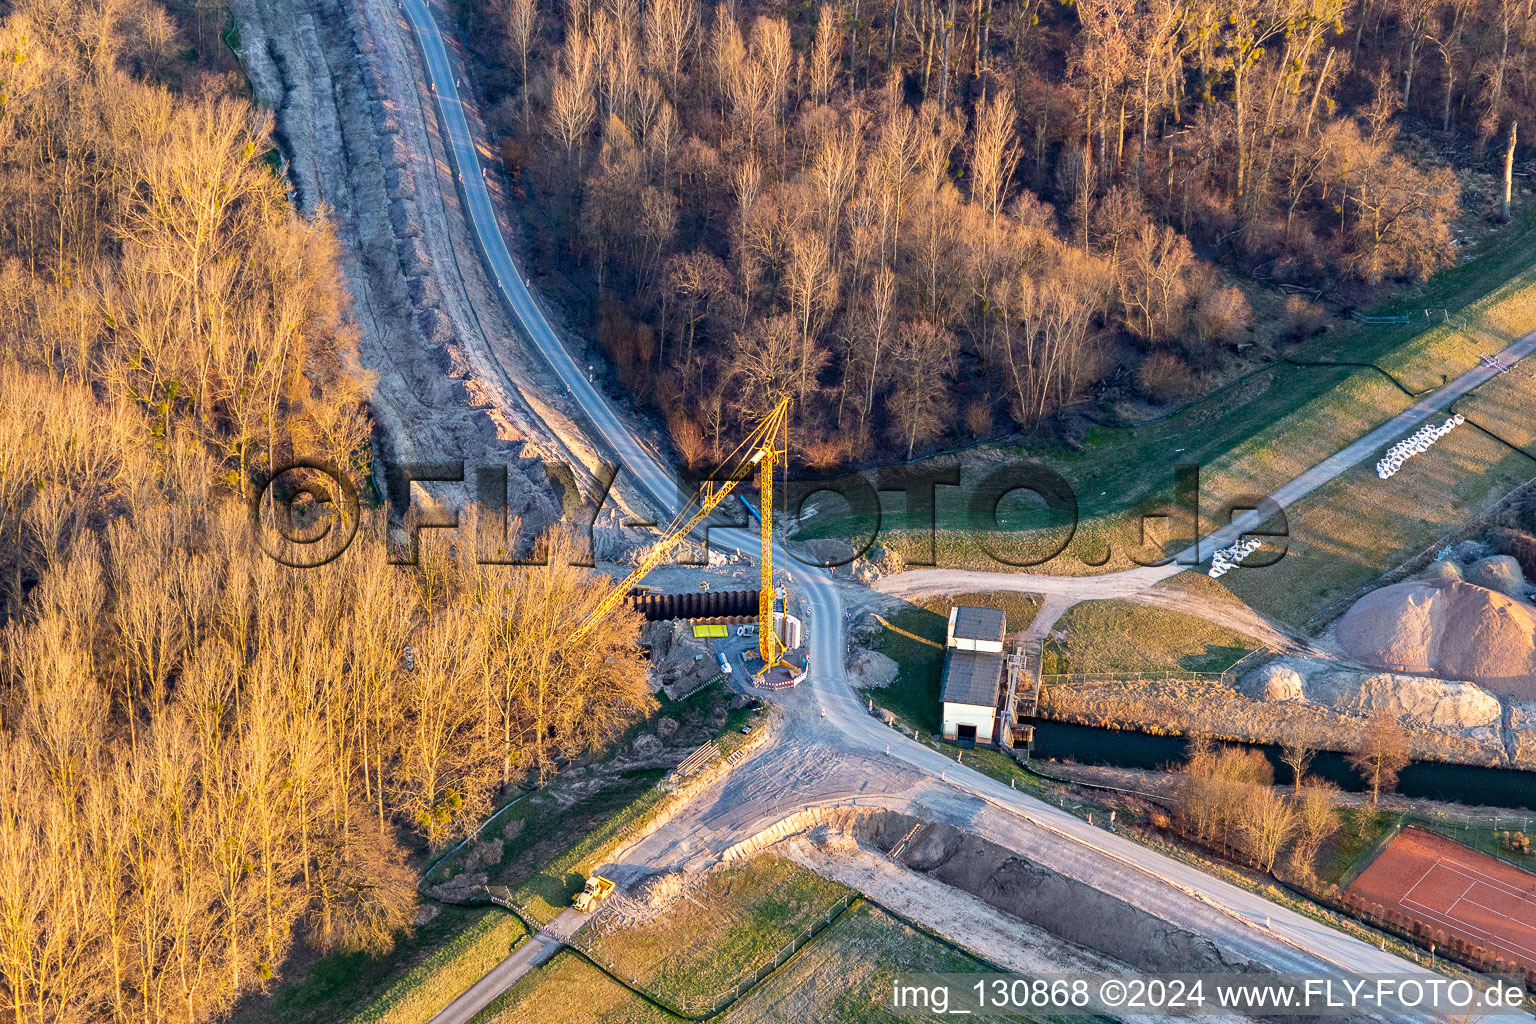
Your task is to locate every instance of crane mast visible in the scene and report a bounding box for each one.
[574,397,792,669]
[756,402,786,670]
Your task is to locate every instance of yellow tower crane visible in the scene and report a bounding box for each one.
[572,397,792,673]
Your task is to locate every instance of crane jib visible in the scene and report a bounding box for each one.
[574,396,793,675]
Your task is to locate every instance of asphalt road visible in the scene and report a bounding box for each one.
[426,915,571,1024]
[399,0,681,522]
[395,0,1536,1012]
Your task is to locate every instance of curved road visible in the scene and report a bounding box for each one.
[400,0,680,519]
[392,0,1533,1011]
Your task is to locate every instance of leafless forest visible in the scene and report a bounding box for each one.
[0,2,652,1020]
[467,0,1531,463]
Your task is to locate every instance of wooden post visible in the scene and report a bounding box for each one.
[1503,121,1518,223]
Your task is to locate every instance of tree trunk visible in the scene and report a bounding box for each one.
[1442,70,1453,132]
[1503,121,1518,223]
[1303,50,1334,136]
[850,0,860,84]
[1233,67,1247,205]
[939,0,955,105]
[1139,61,1153,188]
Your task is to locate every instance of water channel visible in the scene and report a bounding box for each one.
[1032,721,1536,813]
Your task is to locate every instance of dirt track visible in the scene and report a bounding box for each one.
[874,567,1306,653]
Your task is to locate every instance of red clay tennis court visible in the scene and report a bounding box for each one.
[1347,827,1536,970]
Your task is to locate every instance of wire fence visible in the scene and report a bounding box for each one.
[1040,671,1226,685]
[1351,306,1469,329]
[1404,808,1536,870]
[1035,645,1277,690]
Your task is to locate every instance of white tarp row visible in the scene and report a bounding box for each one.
[1209,537,1262,577]
[1377,414,1464,479]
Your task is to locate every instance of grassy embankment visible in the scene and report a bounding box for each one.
[474,901,1047,1024]
[233,907,524,1024]
[237,682,748,1024]
[505,702,762,926]
[246,768,665,1024]
[1223,263,1536,631]
[807,210,1536,628]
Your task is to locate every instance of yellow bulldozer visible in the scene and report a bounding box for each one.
[572,875,615,912]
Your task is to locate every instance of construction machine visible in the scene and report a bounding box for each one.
[572,874,615,912]
[572,396,795,677]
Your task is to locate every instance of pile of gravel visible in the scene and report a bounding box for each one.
[1335,579,1536,696]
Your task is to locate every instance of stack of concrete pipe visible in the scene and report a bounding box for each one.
[1377,414,1464,479]
[1208,537,1262,578]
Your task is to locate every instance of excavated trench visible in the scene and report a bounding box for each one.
[850,810,1265,975]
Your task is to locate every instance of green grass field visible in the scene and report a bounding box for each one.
[1041,600,1259,676]
[577,858,850,1007]
[470,952,677,1023]
[718,901,1042,1024]
[865,606,948,734]
[1219,308,1536,631]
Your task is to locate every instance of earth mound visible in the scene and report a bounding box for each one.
[1335,580,1536,697]
[848,649,899,689]
[1466,555,1527,599]
[1244,663,1305,701]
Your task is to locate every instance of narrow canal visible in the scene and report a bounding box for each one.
[1033,721,1536,812]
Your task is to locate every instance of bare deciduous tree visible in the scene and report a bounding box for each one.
[507,0,540,127]
[1348,711,1412,805]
